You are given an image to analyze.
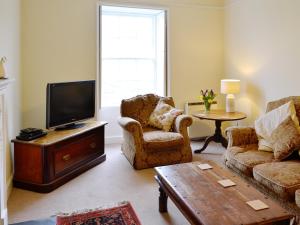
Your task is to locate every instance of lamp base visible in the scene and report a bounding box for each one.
[226,94,235,112]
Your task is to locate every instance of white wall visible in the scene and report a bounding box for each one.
[19,0,300,142]
[225,0,300,124]
[21,0,97,129]
[0,0,21,196]
[167,2,225,137]
[21,0,224,139]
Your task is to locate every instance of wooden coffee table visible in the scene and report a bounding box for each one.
[155,161,293,225]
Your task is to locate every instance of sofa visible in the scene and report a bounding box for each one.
[225,96,300,204]
[118,94,193,170]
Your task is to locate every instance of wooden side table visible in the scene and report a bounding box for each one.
[193,110,246,153]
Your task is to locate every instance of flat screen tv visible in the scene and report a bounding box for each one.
[46,80,95,130]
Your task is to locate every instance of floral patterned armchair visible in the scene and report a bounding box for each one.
[118,94,193,170]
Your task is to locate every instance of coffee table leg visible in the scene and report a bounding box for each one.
[159,187,168,212]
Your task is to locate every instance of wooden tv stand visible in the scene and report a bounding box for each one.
[12,121,107,193]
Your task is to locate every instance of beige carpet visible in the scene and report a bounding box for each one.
[8,141,225,225]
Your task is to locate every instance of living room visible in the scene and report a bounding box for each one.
[1,0,300,224]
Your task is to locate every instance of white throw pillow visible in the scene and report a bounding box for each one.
[255,100,300,151]
[148,100,183,132]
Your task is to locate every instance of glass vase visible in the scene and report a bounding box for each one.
[204,101,211,112]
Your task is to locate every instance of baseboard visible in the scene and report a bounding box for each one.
[105,136,207,144]
[190,136,207,142]
[1,208,7,225]
[105,136,122,144]
[7,174,13,200]
[106,136,209,144]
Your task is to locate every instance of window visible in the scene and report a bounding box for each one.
[100,6,167,107]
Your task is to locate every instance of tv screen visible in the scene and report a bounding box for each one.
[46,80,95,129]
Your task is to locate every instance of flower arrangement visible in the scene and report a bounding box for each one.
[0,57,7,78]
[0,57,7,64]
[200,89,216,112]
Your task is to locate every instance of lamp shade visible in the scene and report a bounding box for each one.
[221,79,240,94]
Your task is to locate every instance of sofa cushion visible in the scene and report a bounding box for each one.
[225,144,274,176]
[143,130,184,153]
[268,116,300,161]
[253,161,300,200]
[255,100,299,151]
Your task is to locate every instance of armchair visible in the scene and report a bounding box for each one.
[118,94,193,170]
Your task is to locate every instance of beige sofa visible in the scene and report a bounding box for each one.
[225,96,300,203]
[118,94,193,170]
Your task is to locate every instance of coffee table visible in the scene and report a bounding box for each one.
[155,161,293,225]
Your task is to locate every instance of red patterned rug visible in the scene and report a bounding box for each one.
[56,201,142,225]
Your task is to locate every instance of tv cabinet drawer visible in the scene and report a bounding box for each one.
[54,133,102,175]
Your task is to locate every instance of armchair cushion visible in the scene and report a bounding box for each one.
[143,130,184,153]
[148,100,183,131]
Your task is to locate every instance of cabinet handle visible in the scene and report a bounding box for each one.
[62,154,71,161]
[90,142,96,149]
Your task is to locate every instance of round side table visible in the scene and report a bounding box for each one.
[192,110,247,153]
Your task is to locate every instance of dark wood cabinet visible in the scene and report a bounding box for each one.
[12,121,107,193]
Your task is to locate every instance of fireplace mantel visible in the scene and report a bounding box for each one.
[0,78,14,225]
[0,79,14,90]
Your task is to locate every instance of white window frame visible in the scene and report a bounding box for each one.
[96,2,171,113]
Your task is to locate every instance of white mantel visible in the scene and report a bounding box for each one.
[0,79,14,90]
[0,78,14,225]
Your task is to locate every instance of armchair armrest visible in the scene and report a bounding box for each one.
[118,117,143,134]
[225,126,258,147]
[174,115,193,134]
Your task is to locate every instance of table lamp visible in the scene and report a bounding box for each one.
[221,79,240,112]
